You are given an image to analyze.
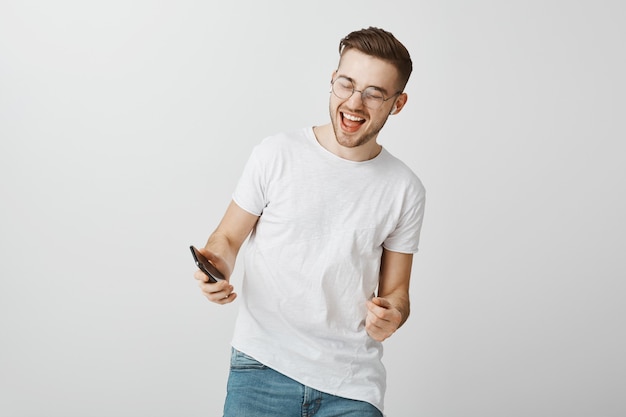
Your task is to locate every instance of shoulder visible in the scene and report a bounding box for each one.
[378,149,426,197]
[246,127,313,171]
[256,128,310,151]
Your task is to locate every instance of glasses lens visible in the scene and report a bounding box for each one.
[332,77,354,99]
[362,87,385,109]
[331,77,388,109]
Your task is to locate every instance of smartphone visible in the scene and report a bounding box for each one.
[190,245,225,283]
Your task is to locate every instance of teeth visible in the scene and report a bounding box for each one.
[343,113,364,122]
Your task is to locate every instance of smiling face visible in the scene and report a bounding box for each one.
[328,48,407,154]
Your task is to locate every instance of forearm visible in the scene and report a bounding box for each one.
[366,249,414,340]
[204,231,239,278]
[201,200,259,279]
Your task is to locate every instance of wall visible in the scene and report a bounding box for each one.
[1,1,624,416]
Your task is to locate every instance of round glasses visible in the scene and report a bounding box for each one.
[331,76,401,110]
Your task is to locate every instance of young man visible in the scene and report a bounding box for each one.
[194,26,426,417]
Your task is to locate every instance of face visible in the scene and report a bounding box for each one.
[329,49,406,150]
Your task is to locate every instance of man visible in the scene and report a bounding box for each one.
[194,26,426,417]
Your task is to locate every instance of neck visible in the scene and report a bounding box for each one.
[313,124,382,162]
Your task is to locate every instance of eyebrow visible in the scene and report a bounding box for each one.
[338,75,390,96]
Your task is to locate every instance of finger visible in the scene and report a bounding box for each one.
[193,269,210,282]
[198,279,230,294]
[200,281,235,302]
[213,291,238,305]
[196,249,229,279]
[208,289,237,304]
[367,301,402,331]
[367,300,389,320]
[367,307,390,328]
[366,312,388,342]
[371,297,392,308]
[366,310,384,329]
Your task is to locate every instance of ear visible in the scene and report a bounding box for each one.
[330,70,337,92]
[390,93,408,115]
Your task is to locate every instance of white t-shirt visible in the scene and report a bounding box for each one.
[231,127,425,413]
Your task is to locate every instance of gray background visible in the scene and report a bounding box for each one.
[1,1,625,416]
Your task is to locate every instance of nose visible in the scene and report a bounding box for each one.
[345,88,365,109]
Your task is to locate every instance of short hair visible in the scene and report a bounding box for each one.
[338,27,413,91]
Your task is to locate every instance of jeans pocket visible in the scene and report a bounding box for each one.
[230,348,268,370]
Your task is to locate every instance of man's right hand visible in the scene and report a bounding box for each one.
[193,248,237,304]
[195,269,237,304]
[192,200,259,305]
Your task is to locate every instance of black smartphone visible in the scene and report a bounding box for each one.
[190,245,225,283]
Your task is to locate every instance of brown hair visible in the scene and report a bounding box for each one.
[338,27,413,91]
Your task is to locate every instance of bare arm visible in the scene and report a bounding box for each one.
[193,200,259,304]
[365,249,414,341]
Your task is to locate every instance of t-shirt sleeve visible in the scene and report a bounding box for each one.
[382,181,426,254]
[232,145,268,217]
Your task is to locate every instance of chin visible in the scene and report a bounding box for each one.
[336,134,369,149]
[334,123,380,149]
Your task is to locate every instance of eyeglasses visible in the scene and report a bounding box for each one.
[331,76,401,110]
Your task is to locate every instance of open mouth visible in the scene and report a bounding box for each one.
[341,112,365,132]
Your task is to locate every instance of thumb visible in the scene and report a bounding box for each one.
[198,247,217,261]
[371,297,392,309]
[200,248,224,269]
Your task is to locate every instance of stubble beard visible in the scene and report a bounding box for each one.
[329,106,388,149]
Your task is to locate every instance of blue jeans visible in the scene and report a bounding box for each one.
[223,348,383,417]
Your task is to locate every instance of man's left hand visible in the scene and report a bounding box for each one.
[365,297,403,342]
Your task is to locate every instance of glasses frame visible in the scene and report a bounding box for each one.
[331,76,402,110]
